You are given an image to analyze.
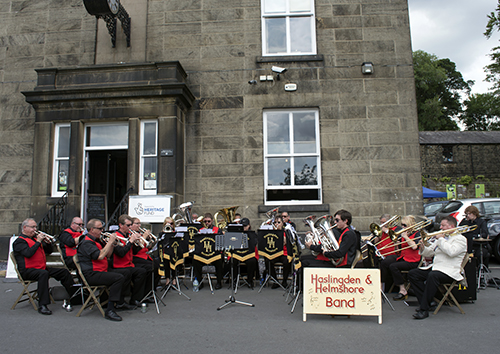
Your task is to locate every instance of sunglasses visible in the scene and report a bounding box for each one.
[125,223,132,227]
[401,224,407,227]
[74,223,84,226]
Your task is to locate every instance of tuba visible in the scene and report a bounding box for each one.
[214,206,239,230]
[314,215,342,266]
[171,201,195,225]
[303,215,322,256]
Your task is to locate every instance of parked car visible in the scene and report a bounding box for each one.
[424,201,448,222]
[434,198,500,261]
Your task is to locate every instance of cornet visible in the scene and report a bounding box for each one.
[100,231,128,246]
[35,230,57,244]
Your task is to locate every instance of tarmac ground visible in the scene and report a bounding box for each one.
[2,263,500,354]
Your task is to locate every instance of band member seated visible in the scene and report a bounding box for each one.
[77,219,126,321]
[13,218,77,315]
[131,217,160,300]
[379,215,421,300]
[408,216,467,320]
[110,214,148,307]
[58,216,85,269]
[193,213,223,290]
[305,210,358,268]
[268,215,291,289]
[231,217,258,289]
[160,216,177,286]
[459,205,489,267]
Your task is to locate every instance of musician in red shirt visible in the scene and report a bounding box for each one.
[380,215,421,300]
[58,216,85,269]
[13,218,76,315]
[110,214,147,307]
[77,219,125,321]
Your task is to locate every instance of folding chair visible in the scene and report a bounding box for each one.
[10,252,39,311]
[56,244,84,304]
[73,255,109,317]
[433,254,470,315]
[201,265,217,294]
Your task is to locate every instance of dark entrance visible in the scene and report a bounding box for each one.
[85,150,127,223]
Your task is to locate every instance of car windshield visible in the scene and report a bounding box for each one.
[424,203,445,215]
[440,201,462,213]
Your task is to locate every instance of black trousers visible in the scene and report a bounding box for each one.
[110,266,147,303]
[133,257,160,294]
[83,270,125,303]
[380,255,419,286]
[300,254,334,268]
[408,268,454,311]
[193,258,223,284]
[231,258,258,284]
[21,267,75,306]
[269,256,291,285]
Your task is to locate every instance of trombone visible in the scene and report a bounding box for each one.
[360,215,400,252]
[420,225,477,247]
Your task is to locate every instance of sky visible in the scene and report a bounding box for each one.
[408,0,500,94]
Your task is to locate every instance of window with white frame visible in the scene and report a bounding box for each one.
[140,120,158,195]
[52,124,70,197]
[264,109,321,204]
[261,0,317,56]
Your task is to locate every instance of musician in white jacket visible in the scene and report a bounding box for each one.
[408,215,467,319]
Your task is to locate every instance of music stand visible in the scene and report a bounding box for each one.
[475,238,499,290]
[257,230,286,292]
[217,232,255,311]
[140,245,164,314]
[161,233,191,301]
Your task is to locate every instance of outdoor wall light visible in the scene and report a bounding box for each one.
[361,62,374,75]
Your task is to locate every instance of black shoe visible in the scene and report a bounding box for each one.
[198,282,204,290]
[413,310,429,320]
[215,282,222,290]
[129,299,141,307]
[429,301,438,311]
[271,283,280,289]
[116,302,135,311]
[282,282,288,289]
[38,305,52,315]
[105,310,123,321]
[393,293,408,301]
[144,297,155,304]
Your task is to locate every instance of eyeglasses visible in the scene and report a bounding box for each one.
[401,224,407,227]
[26,225,37,229]
[94,227,104,231]
[334,219,341,222]
[203,220,211,223]
[73,222,84,226]
[125,223,132,227]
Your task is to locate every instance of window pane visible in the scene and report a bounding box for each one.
[87,125,128,147]
[57,126,70,158]
[264,0,286,13]
[143,122,156,155]
[290,17,312,53]
[293,112,316,153]
[57,160,69,192]
[267,157,291,186]
[266,17,286,54]
[294,156,317,185]
[290,0,311,12]
[267,113,290,154]
[267,188,320,202]
[143,157,157,190]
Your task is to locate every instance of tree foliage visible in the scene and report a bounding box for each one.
[413,50,472,131]
[460,93,500,131]
[484,0,500,92]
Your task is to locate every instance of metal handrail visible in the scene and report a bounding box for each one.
[38,190,71,236]
[107,187,134,227]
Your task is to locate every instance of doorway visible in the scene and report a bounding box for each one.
[84,150,127,223]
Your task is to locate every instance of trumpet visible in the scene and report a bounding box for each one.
[420,225,477,247]
[35,230,57,244]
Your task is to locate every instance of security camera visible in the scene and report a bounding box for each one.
[272,66,287,73]
[248,80,257,85]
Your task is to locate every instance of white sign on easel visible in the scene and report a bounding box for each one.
[303,267,382,324]
[5,235,19,281]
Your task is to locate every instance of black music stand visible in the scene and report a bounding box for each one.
[140,245,165,315]
[160,233,191,301]
[257,230,286,292]
[475,238,499,290]
[217,232,255,311]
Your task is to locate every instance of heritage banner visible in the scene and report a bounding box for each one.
[303,267,382,324]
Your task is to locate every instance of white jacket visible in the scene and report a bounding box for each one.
[420,234,467,281]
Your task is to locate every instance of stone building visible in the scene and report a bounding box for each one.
[420,131,500,198]
[0,0,422,257]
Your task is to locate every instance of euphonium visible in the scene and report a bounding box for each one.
[260,207,280,228]
[35,230,57,244]
[214,206,239,230]
[303,215,322,257]
[314,215,342,266]
[420,225,477,247]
